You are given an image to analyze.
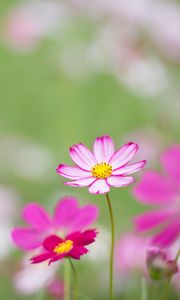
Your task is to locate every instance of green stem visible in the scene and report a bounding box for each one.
[141,278,148,300]
[161,248,180,300]
[69,258,78,300]
[175,249,180,262]
[106,193,115,300]
[64,259,71,300]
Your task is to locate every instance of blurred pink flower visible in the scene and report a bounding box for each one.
[57,135,146,194]
[115,232,179,279]
[12,196,98,251]
[30,230,97,264]
[47,279,64,299]
[115,233,150,274]
[147,248,178,280]
[133,144,180,247]
[4,11,42,52]
[3,0,69,53]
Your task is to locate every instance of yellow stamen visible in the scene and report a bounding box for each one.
[54,240,73,255]
[92,162,112,179]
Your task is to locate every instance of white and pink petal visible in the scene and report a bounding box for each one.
[109,142,138,169]
[56,164,90,180]
[107,175,134,187]
[93,135,114,163]
[70,143,96,171]
[112,160,146,176]
[89,179,110,194]
[64,177,95,187]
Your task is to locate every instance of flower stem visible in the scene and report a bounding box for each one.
[161,248,180,300]
[106,193,115,300]
[64,259,71,300]
[140,278,148,300]
[69,258,78,300]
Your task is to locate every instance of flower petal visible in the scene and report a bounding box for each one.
[93,135,114,163]
[70,206,99,232]
[134,210,173,232]
[30,252,53,264]
[56,164,90,180]
[161,145,180,187]
[88,179,110,194]
[43,235,63,252]
[64,177,95,187]
[69,246,88,259]
[107,176,134,187]
[12,228,43,250]
[77,229,98,246]
[133,171,176,205]
[152,219,180,247]
[109,142,138,169]
[22,203,52,230]
[53,197,79,228]
[67,229,97,246]
[112,160,146,175]
[70,143,96,170]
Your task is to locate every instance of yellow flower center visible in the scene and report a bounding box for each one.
[54,240,73,255]
[91,162,112,179]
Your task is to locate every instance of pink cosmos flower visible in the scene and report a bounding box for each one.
[56,135,146,194]
[115,233,150,274]
[133,144,180,247]
[12,196,98,251]
[30,230,97,264]
[115,232,178,279]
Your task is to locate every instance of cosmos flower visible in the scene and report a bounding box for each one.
[30,230,97,264]
[56,135,146,194]
[12,196,98,251]
[115,233,150,274]
[133,144,180,247]
[147,248,178,280]
[115,232,179,279]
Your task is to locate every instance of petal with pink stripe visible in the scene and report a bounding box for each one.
[56,164,90,179]
[93,135,114,163]
[109,142,138,169]
[107,175,134,187]
[89,179,110,194]
[70,143,96,170]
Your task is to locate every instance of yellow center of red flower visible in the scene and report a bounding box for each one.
[54,240,73,255]
[91,162,112,179]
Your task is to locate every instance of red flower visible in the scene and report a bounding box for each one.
[30,229,97,265]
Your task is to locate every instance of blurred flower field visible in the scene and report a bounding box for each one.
[0,0,180,299]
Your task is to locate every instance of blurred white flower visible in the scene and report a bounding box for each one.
[0,135,54,181]
[3,0,71,53]
[14,252,58,295]
[148,1,180,61]
[0,186,18,260]
[87,227,110,262]
[124,128,165,167]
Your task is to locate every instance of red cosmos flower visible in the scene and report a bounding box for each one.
[30,229,97,265]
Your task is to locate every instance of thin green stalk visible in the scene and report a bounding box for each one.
[64,259,71,300]
[141,278,148,300]
[161,248,180,300]
[106,193,115,300]
[175,249,180,262]
[69,258,78,300]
